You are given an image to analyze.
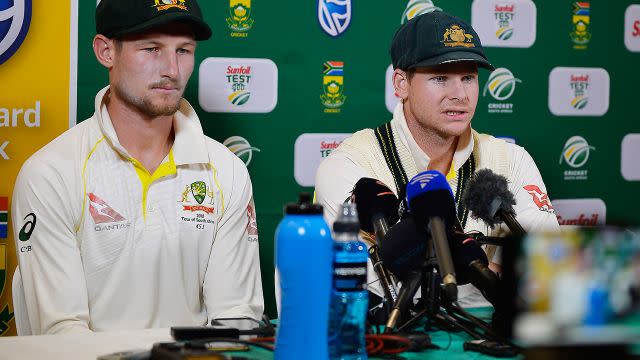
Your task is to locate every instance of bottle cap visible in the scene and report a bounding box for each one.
[333,203,361,232]
[284,193,324,215]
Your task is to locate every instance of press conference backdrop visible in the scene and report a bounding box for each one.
[1,0,640,336]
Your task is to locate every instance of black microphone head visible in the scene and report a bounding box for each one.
[379,216,428,282]
[351,178,400,233]
[450,233,489,285]
[462,168,516,228]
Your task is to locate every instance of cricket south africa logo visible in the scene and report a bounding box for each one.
[0,0,32,65]
[321,61,346,113]
[570,2,591,49]
[570,74,589,109]
[560,136,595,181]
[153,0,187,11]
[401,0,440,24]
[226,65,252,106]
[318,0,351,37]
[227,0,253,37]
[224,136,261,166]
[483,67,521,113]
[494,4,515,40]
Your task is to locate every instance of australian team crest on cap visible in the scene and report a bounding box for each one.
[317,0,351,37]
[0,0,32,65]
[442,25,475,48]
[153,0,187,11]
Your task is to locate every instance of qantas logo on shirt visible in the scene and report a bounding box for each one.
[88,193,127,224]
[523,185,554,213]
[246,202,258,241]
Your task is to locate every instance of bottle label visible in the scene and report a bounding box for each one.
[333,262,367,292]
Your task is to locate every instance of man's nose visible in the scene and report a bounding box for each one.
[448,79,468,101]
[160,51,179,79]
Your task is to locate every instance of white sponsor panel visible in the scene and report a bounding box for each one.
[624,5,640,52]
[471,0,536,48]
[294,133,351,187]
[548,67,609,117]
[385,64,399,113]
[198,57,278,113]
[552,199,606,226]
[622,134,640,181]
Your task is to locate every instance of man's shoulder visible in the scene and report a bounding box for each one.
[22,119,96,170]
[201,135,249,176]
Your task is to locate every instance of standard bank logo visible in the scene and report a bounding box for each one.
[401,0,441,24]
[224,136,261,166]
[471,0,536,48]
[548,67,609,116]
[199,57,278,113]
[294,133,350,186]
[318,0,351,37]
[0,0,32,65]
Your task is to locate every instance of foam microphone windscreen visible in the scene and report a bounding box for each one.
[461,168,516,228]
[379,216,428,281]
[351,178,400,233]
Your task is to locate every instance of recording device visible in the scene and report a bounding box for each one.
[351,177,400,304]
[406,170,458,302]
[462,169,526,237]
[171,317,273,341]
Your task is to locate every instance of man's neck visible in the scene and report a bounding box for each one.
[106,92,175,174]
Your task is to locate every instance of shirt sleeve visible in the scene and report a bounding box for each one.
[203,158,264,322]
[11,158,91,335]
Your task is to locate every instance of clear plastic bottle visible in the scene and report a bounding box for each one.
[275,193,333,360]
[328,203,368,360]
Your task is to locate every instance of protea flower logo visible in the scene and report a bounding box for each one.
[570,74,589,109]
[0,0,32,65]
[401,0,441,24]
[483,67,521,101]
[224,136,261,166]
[560,136,595,168]
[494,4,515,40]
[227,0,253,37]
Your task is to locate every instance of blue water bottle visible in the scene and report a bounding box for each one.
[328,203,368,360]
[275,193,333,360]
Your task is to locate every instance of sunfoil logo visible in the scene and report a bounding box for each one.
[483,67,521,101]
[224,136,261,166]
[560,136,595,170]
[0,0,32,65]
[401,0,441,24]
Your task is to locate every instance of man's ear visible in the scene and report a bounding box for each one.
[93,34,116,68]
[393,69,410,100]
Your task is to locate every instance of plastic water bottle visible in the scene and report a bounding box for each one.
[275,193,333,360]
[328,203,368,360]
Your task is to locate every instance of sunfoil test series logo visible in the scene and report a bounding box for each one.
[318,0,351,37]
[226,65,252,106]
[321,61,346,113]
[224,136,260,166]
[227,0,253,37]
[570,74,589,110]
[483,67,521,114]
[471,0,536,48]
[570,2,591,50]
[401,0,440,24]
[560,136,595,181]
[0,0,32,65]
[494,4,515,40]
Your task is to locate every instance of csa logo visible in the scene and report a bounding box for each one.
[0,0,32,65]
[494,4,515,40]
[483,67,521,114]
[227,0,254,37]
[570,2,591,50]
[153,0,187,11]
[318,0,351,37]
[226,65,252,106]
[224,136,261,166]
[560,136,595,180]
[570,74,589,109]
[442,25,475,48]
[0,244,15,335]
[321,61,346,113]
[401,0,441,24]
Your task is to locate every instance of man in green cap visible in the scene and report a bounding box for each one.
[12,0,263,334]
[315,10,558,308]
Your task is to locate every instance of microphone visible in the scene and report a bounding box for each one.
[351,178,400,303]
[406,170,458,303]
[450,234,500,306]
[461,169,526,237]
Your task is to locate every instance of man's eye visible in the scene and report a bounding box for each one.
[144,47,159,52]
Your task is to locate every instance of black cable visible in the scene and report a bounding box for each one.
[188,337,275,352]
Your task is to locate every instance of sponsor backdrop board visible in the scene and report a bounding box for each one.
[0,0,76,335]
[0,0,632,324]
